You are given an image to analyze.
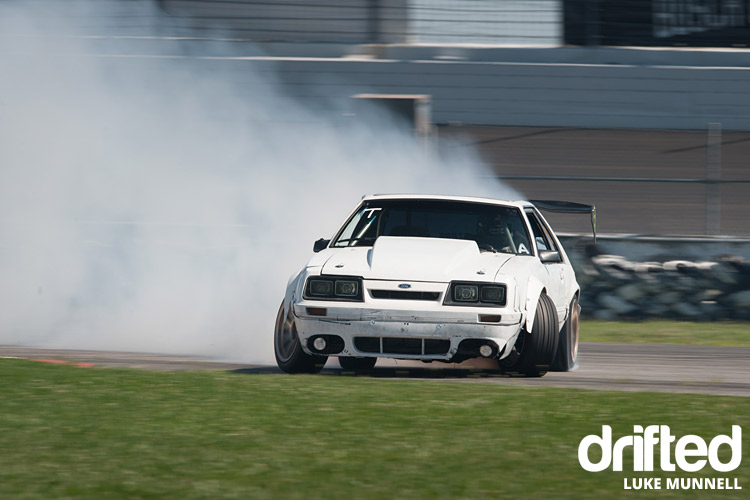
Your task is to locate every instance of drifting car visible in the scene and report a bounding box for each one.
[274,194,593,377]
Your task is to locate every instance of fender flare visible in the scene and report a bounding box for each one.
[283,268,307,318]
[524,275,546,333]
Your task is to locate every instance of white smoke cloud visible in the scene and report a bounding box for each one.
[0,0,518,362]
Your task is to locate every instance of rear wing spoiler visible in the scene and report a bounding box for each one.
[529,200,597,244]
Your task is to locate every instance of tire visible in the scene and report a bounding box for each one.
[274,301,327,374]
[551,297,580,372]
[338,356,377,371]
[499,292,559,377]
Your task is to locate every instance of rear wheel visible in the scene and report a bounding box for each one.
[499,292,559,377]
[551,296,580,372]
[338,356,377,371]
[274,301,327,374]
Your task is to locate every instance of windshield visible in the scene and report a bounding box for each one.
[332,200,533,255]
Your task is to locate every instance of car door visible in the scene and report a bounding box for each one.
[525,209,568,322]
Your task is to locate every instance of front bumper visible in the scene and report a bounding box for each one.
[293,301,523,362]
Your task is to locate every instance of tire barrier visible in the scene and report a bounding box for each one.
[562,238,750,320]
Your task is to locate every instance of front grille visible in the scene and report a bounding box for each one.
[424,339,451,355]
[354,336,451,356]
[383,337,421,355]
[370,290,441,301]
[354,337,380,353]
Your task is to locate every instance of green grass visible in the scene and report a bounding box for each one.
[581,320,750,347]
[1,360,748,499]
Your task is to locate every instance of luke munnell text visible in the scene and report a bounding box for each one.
[624,477,741,490]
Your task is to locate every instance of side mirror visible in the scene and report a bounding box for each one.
[539,250,562,263]
[313,238,330,253]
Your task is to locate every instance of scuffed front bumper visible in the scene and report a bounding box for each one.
[292,301,524,362]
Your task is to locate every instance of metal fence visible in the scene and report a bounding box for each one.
[155,0,750,46]
[158,0,410,43]
[564,0,750,47]
[408,0,561,44]
[17,1,750,47]
[435,124,750,237]
[492,121,747,235]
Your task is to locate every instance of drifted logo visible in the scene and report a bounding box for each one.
[578,425,743,490]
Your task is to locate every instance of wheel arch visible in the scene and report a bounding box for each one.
[566,288,581,324]
[283,267,310,318]
[524,275,547,333]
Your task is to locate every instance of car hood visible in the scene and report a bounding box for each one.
[318,236,519,282]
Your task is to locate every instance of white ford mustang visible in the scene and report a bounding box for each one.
[274,194,591,377]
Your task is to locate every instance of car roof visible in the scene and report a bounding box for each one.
[362,194,532,209]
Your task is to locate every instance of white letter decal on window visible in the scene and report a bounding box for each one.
[363,208,381,219]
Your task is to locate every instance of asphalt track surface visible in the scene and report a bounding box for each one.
[3,342,749,397]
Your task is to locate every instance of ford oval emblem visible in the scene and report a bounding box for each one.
[398,283,411,289]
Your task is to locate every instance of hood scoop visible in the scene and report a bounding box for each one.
[324,236,490,281]
[321,237,514,282]
[368,236,480,276]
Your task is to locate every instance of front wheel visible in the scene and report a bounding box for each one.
[551,296,580,372]
[274,301,327,374]
[499,292,559,377]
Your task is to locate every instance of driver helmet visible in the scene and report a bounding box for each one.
[478,213,506,236]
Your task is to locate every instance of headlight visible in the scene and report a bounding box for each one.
[454,284,479,302]
[304,276,363,301]
[480,286,505,304]
[446,282,507,306]
[308,279,334,297]
[335,280,359,297]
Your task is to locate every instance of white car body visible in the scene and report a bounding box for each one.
[276,194,581,373]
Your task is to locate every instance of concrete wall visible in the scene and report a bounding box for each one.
[262,49,750,130]
[66,39,750,130]
[140,44,750,130]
